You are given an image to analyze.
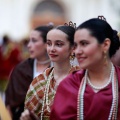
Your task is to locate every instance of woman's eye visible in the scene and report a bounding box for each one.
[47,42,51,46]
[81,42,88,46]
[56,43,62,47]
[31,38,37,43]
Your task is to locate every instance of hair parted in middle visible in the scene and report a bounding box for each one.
[54,21,76,46]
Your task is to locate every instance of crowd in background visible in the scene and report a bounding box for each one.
[0,35,29,94]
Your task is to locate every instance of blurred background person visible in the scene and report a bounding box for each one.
[0,35,22,102]
[5,25,52,120]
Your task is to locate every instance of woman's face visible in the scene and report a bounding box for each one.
[27,30,47,59]
[46,29,72,63]
[74,28,104,69]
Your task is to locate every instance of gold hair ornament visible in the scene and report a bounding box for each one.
[98,15,106,21]
[117,32,120,39]
[64,21,76,29]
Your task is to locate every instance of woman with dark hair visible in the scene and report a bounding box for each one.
[5,25,52,120]
[20,24,79,120]
[50,17,120,120]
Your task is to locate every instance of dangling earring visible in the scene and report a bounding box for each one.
[104,51,107,65]
[70,53,75,67]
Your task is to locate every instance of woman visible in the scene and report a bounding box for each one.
[50,17,120,120]
[20,24,79,120]
[5,25,52,120]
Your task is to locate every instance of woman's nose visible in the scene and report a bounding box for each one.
[27,41,31,48]
[50,45,56,52]
[74,46,83,55]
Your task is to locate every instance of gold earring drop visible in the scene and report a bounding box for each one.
[70,54,75,67]
[104,51,107,65]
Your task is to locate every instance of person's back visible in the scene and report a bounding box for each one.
[5,58,34,120]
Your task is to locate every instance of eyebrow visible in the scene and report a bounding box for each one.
[47,39,64,42]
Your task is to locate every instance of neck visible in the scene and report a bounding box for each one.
[87,61,112,86]
[53,61,71,84]
[36,56,50,65]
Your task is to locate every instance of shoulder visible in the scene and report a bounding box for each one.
[30,67,54,87]
[9,58,34,82]
[16,58,34,68]
[13,58,34,73]
[59,69,85,91]
[12,58,33,72]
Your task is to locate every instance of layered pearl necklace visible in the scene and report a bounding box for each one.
[77,63,118,120]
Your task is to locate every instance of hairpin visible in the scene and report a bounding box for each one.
[64,21,76,29]
[117,32,120,39]
[98,15,106,21]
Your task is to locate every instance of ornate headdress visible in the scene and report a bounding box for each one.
[98,15,106,21]
[64,21,76,29]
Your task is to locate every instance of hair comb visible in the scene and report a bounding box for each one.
[64,21,76,29]
[98,16,106,21]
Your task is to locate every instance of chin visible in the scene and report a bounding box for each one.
[79,63,88,69]
[30,55,35,59]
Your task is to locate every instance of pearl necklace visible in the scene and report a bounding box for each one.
[87,68,112,90]
[77,63,118,120]
[36,59,50,65]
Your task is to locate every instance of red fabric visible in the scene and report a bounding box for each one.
[1,46,21,80]
[50,66,120,120]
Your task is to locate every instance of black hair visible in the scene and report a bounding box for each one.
[55,25,75,46]
[76,18,120,58]
[35,25,53,43]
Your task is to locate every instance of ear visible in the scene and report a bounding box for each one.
[102,38,111,52]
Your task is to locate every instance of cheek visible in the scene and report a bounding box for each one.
[87,46,102,60]
[60,48,71,56]
[36,43,45,49]
[85,44,99,55]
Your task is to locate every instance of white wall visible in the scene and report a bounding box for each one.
[0,0,119,41]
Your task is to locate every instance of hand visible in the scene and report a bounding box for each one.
[20,109,39,120]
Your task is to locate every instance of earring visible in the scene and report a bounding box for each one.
[104,51,107,65]
[70,53,75,67]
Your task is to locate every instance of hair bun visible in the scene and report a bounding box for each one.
[111,30,120,55]
[64,21,76,29]
[47,22,54,29]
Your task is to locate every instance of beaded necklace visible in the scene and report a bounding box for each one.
[77,63,118,120]
[40,69,54,120]
[40,66,74,119]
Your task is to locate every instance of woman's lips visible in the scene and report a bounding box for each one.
[77,57,86,62]
[49,54,58,57]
